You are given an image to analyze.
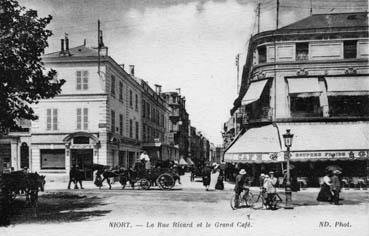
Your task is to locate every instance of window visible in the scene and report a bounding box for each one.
[161,114,164,127]
[296,43,309,61]
[257,46,266,63]
[119,114,123,136]
[129,90,133,107]
[135,121,139,140]
[111,110,116,133]
[73,137,89,144]
[46,108,58,130]
[76,71,88,90]
[147,103,151,120]
[135,94,138,111]
[119,82,123,101]
[77,108,88,130]
[142,100,146,118]
[151,107,155,122]
[40,149,65,169]
[129,119,133,138]
[290,96,321,117]
[111,75,116,97]
[143,124,146,141]
[329,95,369,117]
[344,41,357,59]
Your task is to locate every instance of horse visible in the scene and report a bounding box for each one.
[95,168,129,190]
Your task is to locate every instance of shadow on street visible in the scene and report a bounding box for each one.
[8,192,110,225]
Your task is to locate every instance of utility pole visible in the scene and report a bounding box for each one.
[97,19,101,75]
[310,0,313,16]
[235,53,240,94]
[257,2,261,33]
[276,0,280,29]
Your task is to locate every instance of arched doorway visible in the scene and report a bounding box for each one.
[20,142,29,169]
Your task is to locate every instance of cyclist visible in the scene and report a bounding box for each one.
[234,169,249,208]
[264,171,278,209]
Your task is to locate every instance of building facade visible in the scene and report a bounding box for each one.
[224,12,369,186]
[0,41,143,181]
[161,92,190,160]
[140,82,179,163]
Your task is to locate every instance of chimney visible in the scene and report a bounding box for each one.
[154,84,162,95]
[129,65,135,76]
[59,39,65,55]
[64,33,71,56]
[119,64,125,70]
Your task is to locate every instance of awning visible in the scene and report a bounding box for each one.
[276,122,369,161]
[179,158,188,165]
[224,125,283,163]
[326,76,369,95]
[186,158,194,165]
[287,78,321,94]
[241,79,269,106]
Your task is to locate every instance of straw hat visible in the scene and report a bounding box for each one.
[239,169,247,175]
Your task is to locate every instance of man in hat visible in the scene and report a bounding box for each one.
[331,170,342,205]
[264,171,278,209]
[234,169,249,208]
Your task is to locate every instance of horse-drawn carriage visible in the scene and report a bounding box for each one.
[93,162,180,190]
[0,171,45,206]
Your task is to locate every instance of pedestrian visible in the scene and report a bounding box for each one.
[201,164,212,191]
[331,170,342,205]
[75,165,84,189]
[264,171,277,209]
[215,165,224,190]
[234,169,248,208]
[317,170,333,202]
[67,164,78,189]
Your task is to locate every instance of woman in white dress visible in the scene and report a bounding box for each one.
[209,163,220,190]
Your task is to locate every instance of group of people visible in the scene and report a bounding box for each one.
[317,169,342,205]
[234,170,278,209]
[67,164,84,189]
[201,163,224,191]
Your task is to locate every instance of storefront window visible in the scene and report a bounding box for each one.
[328,95,369,117]
[290,96,322,117]
[40,149,65,169]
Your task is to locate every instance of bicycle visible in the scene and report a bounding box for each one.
[254,190,283,210]
[230,187,254,210]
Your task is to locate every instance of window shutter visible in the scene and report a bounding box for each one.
[46,109,51,130]
[76,71,81,90]
[77,108,82,130]
[83,71,88,90]
[83,108,88,130]
[53,109,58,130]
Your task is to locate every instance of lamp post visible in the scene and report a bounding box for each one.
[283,129,294,209]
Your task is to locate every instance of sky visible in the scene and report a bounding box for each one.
[20,0,368,145]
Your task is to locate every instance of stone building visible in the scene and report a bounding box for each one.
[224,12,369,186]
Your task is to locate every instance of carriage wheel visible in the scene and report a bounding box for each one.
[157,173,175,190]
[138,178,151,190]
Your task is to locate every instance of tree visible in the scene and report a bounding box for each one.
[0,0,65,133]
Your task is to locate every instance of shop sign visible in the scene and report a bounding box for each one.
[291,150,368,160]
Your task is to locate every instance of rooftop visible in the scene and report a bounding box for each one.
[43,45,101,58]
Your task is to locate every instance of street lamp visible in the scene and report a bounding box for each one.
[283,129,294,209]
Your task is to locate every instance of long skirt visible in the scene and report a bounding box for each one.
[317,184,332,202]
[203,175,211,186]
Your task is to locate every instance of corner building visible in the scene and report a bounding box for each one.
[225,12,369,186]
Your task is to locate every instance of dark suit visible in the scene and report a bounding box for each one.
[331,174,341,205]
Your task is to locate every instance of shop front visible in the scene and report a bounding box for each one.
[224,122,369,187]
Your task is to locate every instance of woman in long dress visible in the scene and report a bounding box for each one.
[317,171,333,202]
[209,164,220,191]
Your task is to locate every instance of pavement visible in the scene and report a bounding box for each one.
[1,173,368,236]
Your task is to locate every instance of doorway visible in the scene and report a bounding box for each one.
[71,149,93,180]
